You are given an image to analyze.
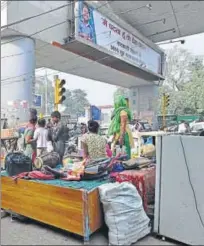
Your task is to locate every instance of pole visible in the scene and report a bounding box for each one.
[162,107,166,129]
[162,93,166,129]
[45,69,48,115]
[54,75,59,111]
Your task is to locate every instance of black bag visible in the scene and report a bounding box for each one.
[82,158,111,180]
[33,152,60,170]
[5,152,32,176]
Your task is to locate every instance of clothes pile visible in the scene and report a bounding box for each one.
[11,155,128,182]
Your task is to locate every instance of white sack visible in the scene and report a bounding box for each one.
[99,182,150,245]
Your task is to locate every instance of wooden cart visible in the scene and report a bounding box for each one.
[1,176,103,243]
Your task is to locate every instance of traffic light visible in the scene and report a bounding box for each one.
[162,93,170,108]
[54,79,66,105]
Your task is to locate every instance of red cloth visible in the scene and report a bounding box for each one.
[106,144,112,157]
[112,166,156,211]
[13,171,54,181]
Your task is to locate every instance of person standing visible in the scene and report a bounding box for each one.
[46,119,52,129]
[32,118,48,157]
[108,95,134,159]
[51,111,67,163]
[24,113,37,162]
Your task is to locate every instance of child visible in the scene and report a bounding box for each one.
[33,118,48,157]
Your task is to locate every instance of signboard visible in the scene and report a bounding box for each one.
[75,1,162,75]
[33,94,42,108]
[91,105,101,121]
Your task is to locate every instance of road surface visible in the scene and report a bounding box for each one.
[1,216,177,245]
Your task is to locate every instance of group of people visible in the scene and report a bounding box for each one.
[22,94,134,164]
[23,110,67,163]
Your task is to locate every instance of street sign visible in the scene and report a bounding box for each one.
[91,105,101,121]
[33,94,42,108]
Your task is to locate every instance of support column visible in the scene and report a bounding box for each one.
[129,84,159,127]
[1,36,35,122]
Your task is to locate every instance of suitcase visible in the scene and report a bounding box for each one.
[5,152,32,176]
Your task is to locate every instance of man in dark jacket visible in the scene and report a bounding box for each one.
[51,111,68,163]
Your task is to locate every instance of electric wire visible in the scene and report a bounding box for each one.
[1,1,109,46]
[170,1,182,37]
[179,136,204,229]
[1,3,159,83]
[1,29,114,83]
[2,33,155,87]
[1,1,161,84]
[1,2,73,29]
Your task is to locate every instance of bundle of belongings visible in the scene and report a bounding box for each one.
[111,156,153,172]
[4,150,129,182]
[99,182,151,245]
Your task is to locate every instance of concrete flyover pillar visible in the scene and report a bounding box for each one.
[129,84,159,128]
[1,36,36,122]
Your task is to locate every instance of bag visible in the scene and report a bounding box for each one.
[99,183,150,245]
[122,157,151,170]
[33,152,60,170]
[82,158,112,180]
[5,152,32,176]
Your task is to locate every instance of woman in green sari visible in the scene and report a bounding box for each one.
[108,95,134,159]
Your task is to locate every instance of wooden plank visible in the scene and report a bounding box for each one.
[88,188,103,233]
[1,176,84,236]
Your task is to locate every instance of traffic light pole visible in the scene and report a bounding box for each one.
[162,105,166,129]
[54,104,58,111]
[54,75,59,111]
[162,93,166,129]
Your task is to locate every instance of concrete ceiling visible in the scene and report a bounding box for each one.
[105,1,204,43]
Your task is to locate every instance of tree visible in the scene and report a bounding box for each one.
[114,87,129,99]
[183,69,204,112]
[35,80,90,117]
[71,89,90,116]
[163,45,194,91]
[158,46,204,115]
[35,77,54,115]
[62,89,90,117]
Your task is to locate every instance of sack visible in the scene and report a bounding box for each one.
[99,182,150,245]
[33,152,60,170]
[5,152,32,176]
[141,144,156,158]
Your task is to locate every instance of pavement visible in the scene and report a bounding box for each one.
[1,216,177,245]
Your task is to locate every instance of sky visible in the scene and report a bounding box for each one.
[36,32,204,106]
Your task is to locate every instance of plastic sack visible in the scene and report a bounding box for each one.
[98,182,150,245]
[141,144,156,157]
